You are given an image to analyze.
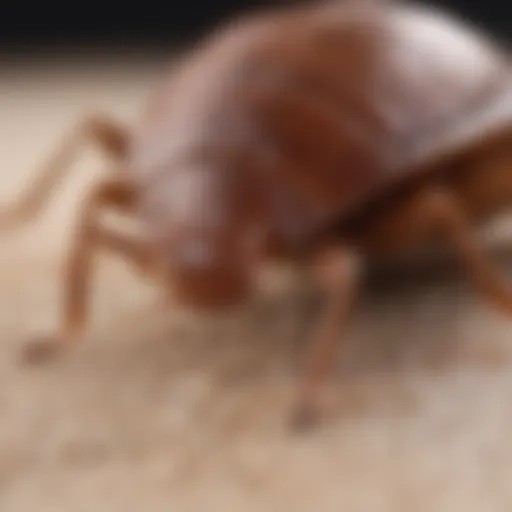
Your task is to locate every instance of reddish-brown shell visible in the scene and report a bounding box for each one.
[128,0,512,247]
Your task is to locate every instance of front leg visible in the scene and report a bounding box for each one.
[1,115,129,231]
[290,245,364,430]
[21,178,152,364]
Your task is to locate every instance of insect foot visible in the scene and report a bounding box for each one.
[289,401,323,433]
[19,335,69,365]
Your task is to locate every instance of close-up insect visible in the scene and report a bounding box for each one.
[1,0,511,430]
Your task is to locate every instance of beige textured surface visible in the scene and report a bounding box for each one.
[1,56,512,511]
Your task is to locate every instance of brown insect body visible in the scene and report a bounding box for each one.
[3,0,512,428]
[128,0,511,304]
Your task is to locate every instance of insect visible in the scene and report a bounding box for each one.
[2,0,511,429]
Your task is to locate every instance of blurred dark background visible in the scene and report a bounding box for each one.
[0,0,509,52]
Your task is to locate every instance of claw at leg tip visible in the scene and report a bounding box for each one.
[289,402,322,433]
[19,336,64,365]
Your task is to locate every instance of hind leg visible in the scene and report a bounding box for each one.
[21,178,153,364]
[369,186,512,316]
[1,115,129,230]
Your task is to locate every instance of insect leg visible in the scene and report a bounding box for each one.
[404,186,512,317]
[19,178,151,364]
[290,245,363,431]
[0,115,129,231]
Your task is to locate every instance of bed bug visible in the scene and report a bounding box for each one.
[2,0,511,429]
